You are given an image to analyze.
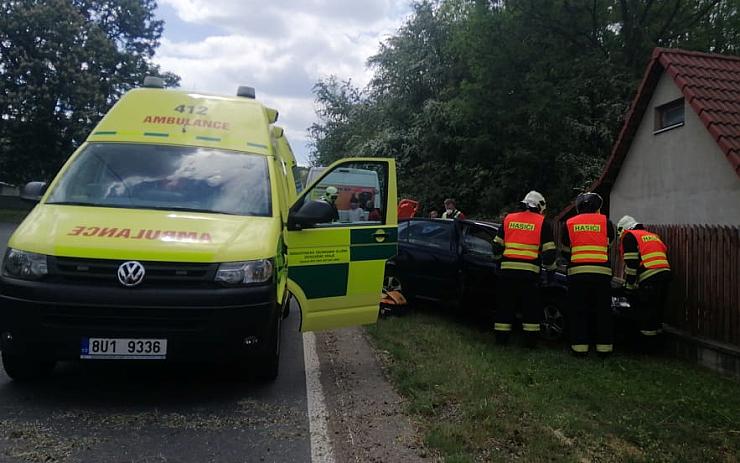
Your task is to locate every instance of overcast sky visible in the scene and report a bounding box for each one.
[154,0,412,165]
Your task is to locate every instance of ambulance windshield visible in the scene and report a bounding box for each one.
[46,143,272,217]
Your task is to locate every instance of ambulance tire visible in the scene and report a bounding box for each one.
[281,293,291,319]
[1,351,55,381]
[255,312,281,381]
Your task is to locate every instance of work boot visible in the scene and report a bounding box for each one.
[522,333,538,349]
[596,345,614,359]
[570,344,588,358]
[639,334,663,354]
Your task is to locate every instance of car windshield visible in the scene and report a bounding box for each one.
[46,143,271,217]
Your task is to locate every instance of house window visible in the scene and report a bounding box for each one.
[654,98,685,133]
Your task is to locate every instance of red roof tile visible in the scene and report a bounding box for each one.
[657,48,740,174]
[557,48,740,222]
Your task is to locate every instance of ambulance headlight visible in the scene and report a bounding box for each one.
[215,259,273,285]
[2,249,48,280]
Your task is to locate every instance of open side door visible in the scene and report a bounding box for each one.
[285,158,397,332]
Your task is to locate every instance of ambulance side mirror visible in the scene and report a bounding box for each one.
[20,181,48,203]
[288,199,335,230]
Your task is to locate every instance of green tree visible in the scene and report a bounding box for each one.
[0,0,179,184]
[309,0,739,217]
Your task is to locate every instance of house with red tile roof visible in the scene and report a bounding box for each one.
[556,49,740,375]
[560,47,740,225]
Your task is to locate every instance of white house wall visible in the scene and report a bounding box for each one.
[610,73,740,225]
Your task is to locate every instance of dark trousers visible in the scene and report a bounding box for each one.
[568,275,613,354]
[632,278,670,334]
[629,278,670,352]
[494,275,541,344]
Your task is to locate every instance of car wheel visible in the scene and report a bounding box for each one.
[1,351,56,381]
[384,274,403,292]
[540,301,566,341]
[256,314,281,381]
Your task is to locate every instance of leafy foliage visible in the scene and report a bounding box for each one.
[309,0,739,217]
[0,0,179,183]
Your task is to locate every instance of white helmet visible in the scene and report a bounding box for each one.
[324,186,338,202]
[522,190,546,213]
[617,215,638,236]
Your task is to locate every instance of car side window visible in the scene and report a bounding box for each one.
[463,225,494,257]
[398,221,410,242]
[407,220,452,250]
[303,162,387,227]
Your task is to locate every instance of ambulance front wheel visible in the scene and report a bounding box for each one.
[255,311,282,381]
[1,351,56,381]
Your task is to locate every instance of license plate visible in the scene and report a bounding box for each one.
[81,337,167,360]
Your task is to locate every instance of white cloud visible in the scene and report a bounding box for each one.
[155,0,411,165]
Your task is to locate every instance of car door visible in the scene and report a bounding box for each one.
[460,222,498,308]
[401,219,458,302]
[285,158,397,332]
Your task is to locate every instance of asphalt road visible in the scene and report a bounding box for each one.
[0,222,312,463]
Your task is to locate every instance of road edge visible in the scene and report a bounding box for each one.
[303,331,336,463]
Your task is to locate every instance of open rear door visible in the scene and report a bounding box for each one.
[285,158,397,332]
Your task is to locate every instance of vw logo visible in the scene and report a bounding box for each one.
[117,261,145,287]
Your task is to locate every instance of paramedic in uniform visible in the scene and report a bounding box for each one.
[321,186,340,222]
[441,199,465,220]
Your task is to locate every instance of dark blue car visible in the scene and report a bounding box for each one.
[383,218,570,340]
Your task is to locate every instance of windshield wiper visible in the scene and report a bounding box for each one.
[46,201,115,208]
[142,206,236,215]
[47,202,239,215]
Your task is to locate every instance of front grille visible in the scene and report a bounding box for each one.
[48,257,218,288]
[40,306,211,334]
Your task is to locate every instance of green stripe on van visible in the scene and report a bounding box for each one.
[143,132,169,137]
[93,131,117,136]
[350,243,398,261]
[289,263,348,299]
[350,227,398,245]
[196,136,221,142]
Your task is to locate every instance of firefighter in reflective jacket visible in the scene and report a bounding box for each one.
[617,215,672,350]
[492,191,556,347]
[561,192,615,357]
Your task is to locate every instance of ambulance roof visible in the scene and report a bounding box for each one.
[87,88,275,154]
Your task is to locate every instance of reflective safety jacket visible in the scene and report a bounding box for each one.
[564,213,612,277]
[493,210,556,277]
[620,229,671,289]
[442,209,465,220]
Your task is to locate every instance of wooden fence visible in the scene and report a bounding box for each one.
[646,225,740,348]
[554,222,740,348]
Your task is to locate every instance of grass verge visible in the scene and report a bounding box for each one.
[367,311,740,463]
[0,208,29,223]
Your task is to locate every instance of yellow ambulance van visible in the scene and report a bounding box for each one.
[0,77,397,381]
